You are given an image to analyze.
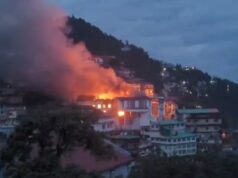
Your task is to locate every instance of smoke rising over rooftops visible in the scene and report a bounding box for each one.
[0,0,134,100]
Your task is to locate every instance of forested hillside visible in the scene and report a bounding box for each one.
[67,16,238,128]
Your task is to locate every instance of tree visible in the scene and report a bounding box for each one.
[129,153,238,178]
[1,104,110,178]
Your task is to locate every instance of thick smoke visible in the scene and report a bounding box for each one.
[0,0,132,100]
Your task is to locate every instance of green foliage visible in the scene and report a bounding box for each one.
[129,153,238,178]
[1,105,110,178]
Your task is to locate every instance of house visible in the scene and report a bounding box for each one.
[158,97,177,121]
[147,120,197,157]
[115,96,158,130]
[61,140,134,178]
[93,116,117,133]
[177,108,222,143]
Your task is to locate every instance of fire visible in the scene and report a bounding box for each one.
[97,93,116,100]
[118,110,125,117]
[0,0,142,102]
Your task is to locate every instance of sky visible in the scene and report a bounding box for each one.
[54,0,238,82]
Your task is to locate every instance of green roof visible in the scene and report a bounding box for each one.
[150,131,196,138]
[109,135,140,140]
[162,131,195,138]
[159,120,185,125]
[174,131,195,138]
[177,108,219,114]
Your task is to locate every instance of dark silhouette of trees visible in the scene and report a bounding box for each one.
[129,153,238,178]
[0,105,110,178]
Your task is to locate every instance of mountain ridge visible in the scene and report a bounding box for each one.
[67,16,238,128]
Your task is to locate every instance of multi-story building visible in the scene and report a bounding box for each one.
[177,108,222,141]
[115,96,159,130]
[93,116,117,133]
[158,97,177,121]
[147,120,197,157]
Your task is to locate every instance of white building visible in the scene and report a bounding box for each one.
[147,120,197,157]
[93,117,117,133]
[115,96,159,130]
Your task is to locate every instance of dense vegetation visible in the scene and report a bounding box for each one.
[67,16,238,128]
[129,153,238,178]
[0,105,109,178]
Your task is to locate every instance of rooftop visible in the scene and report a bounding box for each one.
[177,108,219,114]
[61,140,133,173]
[159,120,185,126]
[109,135,140,140]
[116,96,150,101]
[150,130,195,139]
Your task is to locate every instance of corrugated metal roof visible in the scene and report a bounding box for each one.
[159,120,185,125]
[177,108,219,114]
[61,140,133,173]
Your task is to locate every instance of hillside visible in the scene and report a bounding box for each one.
[67,16,238,128]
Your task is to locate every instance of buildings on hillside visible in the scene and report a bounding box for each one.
[76,76,224,158]
[147,120,197,157]
[177,108,222,144]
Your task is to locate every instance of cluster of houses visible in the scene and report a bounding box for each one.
[75,80,223,177]
[0,75,223,178]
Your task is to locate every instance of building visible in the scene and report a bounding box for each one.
[158,97,177,121]
[62,140,134,178]
[115,96,158,130]
[147,120,197,157]
[177,108,222,143]
[164,99,177,120]
[109,133,140,155]
[0,105,26,120]
[93,116,117,133]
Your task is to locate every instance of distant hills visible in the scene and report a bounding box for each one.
[67,16,238,128]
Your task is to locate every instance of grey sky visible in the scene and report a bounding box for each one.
[54,0,238,82]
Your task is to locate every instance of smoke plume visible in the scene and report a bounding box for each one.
[0,0,133,100]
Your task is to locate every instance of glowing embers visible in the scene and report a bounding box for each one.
[92,99,114,114]
[164,101,177,120]
[117,110,125,117]
[97,93,116,100]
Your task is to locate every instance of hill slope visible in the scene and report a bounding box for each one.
[67,16,238,128]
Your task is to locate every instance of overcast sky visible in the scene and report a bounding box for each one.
[54,0,238,82]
